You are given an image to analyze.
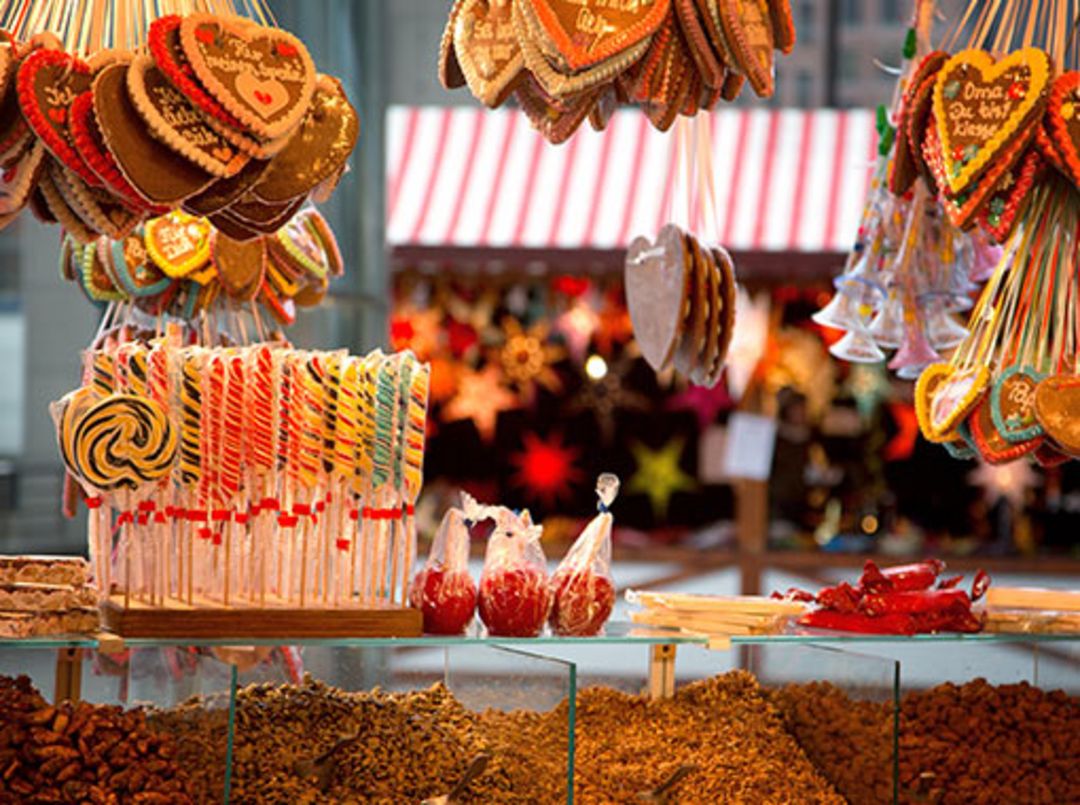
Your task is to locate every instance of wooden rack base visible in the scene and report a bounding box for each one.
[100,595,422,639]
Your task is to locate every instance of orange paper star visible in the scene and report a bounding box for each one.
[441,365,519,442]
[494,317,565,403]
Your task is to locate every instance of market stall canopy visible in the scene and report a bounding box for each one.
[386,106,877,255]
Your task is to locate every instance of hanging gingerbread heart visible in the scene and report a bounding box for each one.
[1045,71,1080,189]
[126,55,249,178]
[890,51,948,196]
[990,365,1045,443]
[16,49,100,188]
[145,210,212,279]
[179,14,316,141]
[1034,375,1080,456]
[527,0,671,72]
[932,48,1052,195]
[714,0,774,98]
[916,362,989,442]
[968,395,1042,465]
[454,0,524,108]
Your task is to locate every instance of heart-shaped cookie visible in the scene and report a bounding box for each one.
[976,146,1043,242]
[676,0,726,90]
[93,62,215,206]
[50,161,139,240]
[16,49,100,188]
[969,395,1042,464]
[68,90,156,213]
[714,0,774,98]
[889,51,949,196]
[37,165,95,244]
[1045,71,1080,188]
[180,14,316,140]
[148,15,246,130]
[1034,441,1070,467]
[1034,119,1067,175]
[109,233,171,298]
[1034,374,1080,456]
[0,139,45,215]
[928,365,989,439]
[990,365,1045,443]
[454,0,525,108]
[625,225,691,372]
[528,0,671,72]
[145,210,212,278]
[271,212,331,278]
[932,48,1051,195]
[250,75,358,204]
[126,55,248,178]
[302,208,343,276]
[212,230,266,301]
[439,0,468,90]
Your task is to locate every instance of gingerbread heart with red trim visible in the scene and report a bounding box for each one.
[529,0,671,72]
[932,48,1052,195]
[976,146,1043,243]
[179,14,316,141]
[16,49,101,188]
[968,395,1042,465]
[1045,71,1080,189]
[890,51,948,196]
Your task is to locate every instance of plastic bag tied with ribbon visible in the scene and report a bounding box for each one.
[408,502,477,635]
[549,474,619,636]
[478,506,551,637]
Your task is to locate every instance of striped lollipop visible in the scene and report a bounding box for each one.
[178,351,204,488]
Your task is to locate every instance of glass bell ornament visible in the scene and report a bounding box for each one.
[830,327,886,363]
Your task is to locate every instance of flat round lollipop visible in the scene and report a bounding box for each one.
[624,224,689,372]
[69,393,178,491]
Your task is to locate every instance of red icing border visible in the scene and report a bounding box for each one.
[976,146,1043,243]
[16,49,100,188]
[148,15,245,131]
[69,90,153,213]
[1045,71,1080,188]
[968,398,1043,464]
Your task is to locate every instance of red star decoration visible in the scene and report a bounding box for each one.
[666,382,734,430]
[509,432,584,509]
[447,318,479,358]
[883,402,919,462]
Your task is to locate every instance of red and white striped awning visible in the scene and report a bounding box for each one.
[386,105,877,254]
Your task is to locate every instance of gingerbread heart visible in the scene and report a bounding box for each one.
[0,139,45,215]
[182,155,272,217]
[16,49,100,188]
[625,225,691,372]
[890,51,948,196]
[109,233,171,298]
[528,0,671,71]
[180,14,315,140]
[92,62,215,206]
[250,75,358,205]
[145,210,212,278]
[932,48,1051,195]
[976,146,1043,243]
[212,230,266,301]
[126,55,248,178]
[1045,71,1080,188]
[1034,374,1080,456]
[439,0,468,90]
[969,395,1042,465]
[715,0,774,98]
[271,212,331,278]
[676,0,726,91]
[454,0,524,108]
[69,90,156,213]
[916,362,987,442]
[990,365,1045,443]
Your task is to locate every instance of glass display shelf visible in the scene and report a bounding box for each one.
[0,622,1077,650]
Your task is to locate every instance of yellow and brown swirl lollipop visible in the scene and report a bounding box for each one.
[69,394,178,492]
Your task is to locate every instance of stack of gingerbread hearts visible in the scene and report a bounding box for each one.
[0,13,358,242]
[891,46,1079,243]
[624,224,736,388]
[440,0,795,144]
[63,206,342,326]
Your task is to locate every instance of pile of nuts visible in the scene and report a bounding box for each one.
[569,672,844,803]
[770,678,1080,805]
[227,678,558,803]
[146,697,230,804]
[768,681,894,805]
[0,674,194,804]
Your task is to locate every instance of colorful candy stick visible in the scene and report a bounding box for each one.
[402,358,430,604]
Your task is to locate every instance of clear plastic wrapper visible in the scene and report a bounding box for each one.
[477,506,551,637]
[408,503,477,635]
[549,474,618,636]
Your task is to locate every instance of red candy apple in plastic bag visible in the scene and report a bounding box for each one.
[549,474,619,636]
[408,505,477,635]
[478,508,551,637]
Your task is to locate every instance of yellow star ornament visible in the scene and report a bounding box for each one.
[627,438,698,521]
